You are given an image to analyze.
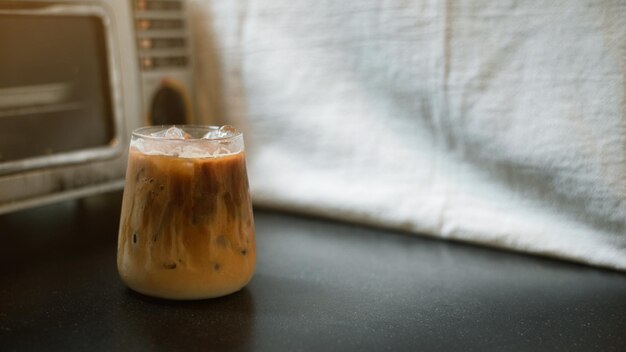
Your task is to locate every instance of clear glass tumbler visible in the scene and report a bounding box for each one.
[117,125,256,299]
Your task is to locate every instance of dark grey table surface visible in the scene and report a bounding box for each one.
[0,191,625,351]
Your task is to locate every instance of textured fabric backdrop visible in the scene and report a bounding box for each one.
[190,0,626,270]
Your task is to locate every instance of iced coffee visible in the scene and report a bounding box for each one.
[117,125,255,300]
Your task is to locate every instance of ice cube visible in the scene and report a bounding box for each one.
[212,146,232,156]
[179,144,207,158]
[202,130,221,139]
[218,125,238,138]
[202,125,238,139]
[151,126,186,139]
[131,137,146,152]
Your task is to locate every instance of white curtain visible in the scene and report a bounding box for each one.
[190,0,626,270]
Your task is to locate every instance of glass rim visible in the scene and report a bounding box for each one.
[131,125,243,141]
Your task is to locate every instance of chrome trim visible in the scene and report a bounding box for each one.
[0,179,125,215]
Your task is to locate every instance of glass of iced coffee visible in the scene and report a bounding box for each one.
[117,125,255,300]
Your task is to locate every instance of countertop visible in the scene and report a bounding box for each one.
[0,191,625,351]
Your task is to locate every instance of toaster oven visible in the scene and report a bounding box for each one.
[0,0,199,213]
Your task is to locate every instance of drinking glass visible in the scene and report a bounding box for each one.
[117,125,255,299]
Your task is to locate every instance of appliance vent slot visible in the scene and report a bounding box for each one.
[133,0,189,70]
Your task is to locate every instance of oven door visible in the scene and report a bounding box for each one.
[0,2,125,174]
[0,0,141,213]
